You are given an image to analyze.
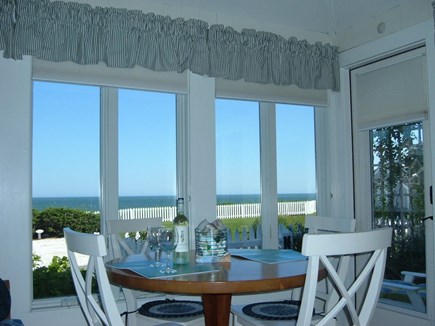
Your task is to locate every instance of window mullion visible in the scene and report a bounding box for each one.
[260,102,278,249]
[100,87,119,241]
[176,94,189,201]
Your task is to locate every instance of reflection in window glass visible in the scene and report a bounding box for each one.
[372,122,426,312]
[118,89,177,210]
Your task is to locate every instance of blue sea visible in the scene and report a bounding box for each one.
[32,193,315,211]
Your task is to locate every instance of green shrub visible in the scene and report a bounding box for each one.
[33,207,100,238]
[33,255,98,299]
[32,253,42,269]
[33,256,76,298]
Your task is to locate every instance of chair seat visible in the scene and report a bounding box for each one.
[137,312,204,326]
[138,299,204,319]
[232,304,297,326]
[136,299,204,325]
[236,300,301,321]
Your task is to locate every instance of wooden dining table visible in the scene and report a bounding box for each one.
[106,250,324,326]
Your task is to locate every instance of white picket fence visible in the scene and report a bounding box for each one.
[119,200,316,222]
[226,223,303,249]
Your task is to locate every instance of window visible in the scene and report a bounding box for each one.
[215,99,317,248]
[32,81,100,299]
[118,89,177,215]
[216,99,260,232]
[32,83,179,300]
[276,104,317,249]
[276,104,316,200]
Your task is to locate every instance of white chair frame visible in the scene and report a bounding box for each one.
[304,216,356,234]
[232,216,356,326]
[297,227,392,326]
[303,216,356,312]
[106,219,204,326]
[107,217,161,259]
[64,227,125,325]
[65,227,186,326]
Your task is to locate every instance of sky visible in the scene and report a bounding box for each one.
[32,81,315,197]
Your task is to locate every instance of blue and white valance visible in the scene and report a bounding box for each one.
[0,0,340,90]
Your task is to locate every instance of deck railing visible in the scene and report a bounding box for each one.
[118,200,316,222]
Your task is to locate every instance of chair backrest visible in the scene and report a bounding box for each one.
[64,227,124,326]
[305,216,356,234]
[107,217,162,259]
[304,216,356,311]
[296,227,392,326]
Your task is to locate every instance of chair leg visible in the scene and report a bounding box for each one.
[122,288,138,326]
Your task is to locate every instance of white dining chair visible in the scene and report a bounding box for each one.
[64,227,128,325]
[304,215,356,235]
[232,216,356,324]
[303,216,356,312]
[233,227,392,326]
[107,217,162,259]
[64,227,191,326]
[107,219,204,326]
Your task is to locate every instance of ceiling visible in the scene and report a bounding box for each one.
[86,0,433,50]
[144,0,433,49]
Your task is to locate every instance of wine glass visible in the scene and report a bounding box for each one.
[158,228,178,274]
[148,227,163,267]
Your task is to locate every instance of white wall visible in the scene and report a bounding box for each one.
[0,54,34,322]
[0,55,90,324]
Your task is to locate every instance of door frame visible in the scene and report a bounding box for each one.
[340,21,435,326]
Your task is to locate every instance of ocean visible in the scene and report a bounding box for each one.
[32,193,316,211]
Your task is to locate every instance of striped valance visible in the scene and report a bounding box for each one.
[0,0,340,91]
[433,1,435,42]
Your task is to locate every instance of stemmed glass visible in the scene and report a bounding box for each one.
[148,227,163,267]
[158,227,178,274]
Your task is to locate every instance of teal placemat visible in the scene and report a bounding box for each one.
[107,255,220,279]
[229,249,307,264]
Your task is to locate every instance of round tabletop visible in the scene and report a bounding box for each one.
[106,252,312,295]
[106,251,324,326]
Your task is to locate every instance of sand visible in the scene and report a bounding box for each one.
[32,238,88,267]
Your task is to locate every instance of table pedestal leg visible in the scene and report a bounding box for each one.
[201,293,232,326]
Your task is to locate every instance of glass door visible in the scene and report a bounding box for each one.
[371,122,427,313]
[351,47,433,325]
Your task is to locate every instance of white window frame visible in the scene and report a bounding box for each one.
[2,57,333,319]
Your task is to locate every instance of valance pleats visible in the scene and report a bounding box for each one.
[0,0,340,91]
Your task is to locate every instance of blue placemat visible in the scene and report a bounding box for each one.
[107,255,220,279]
[228,249,307,264]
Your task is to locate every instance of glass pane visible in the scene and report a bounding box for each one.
[118,89,176,224]
[372,122,426,313]
[276,104,317,250]
[215,99,260,238]
[32,81,100,299]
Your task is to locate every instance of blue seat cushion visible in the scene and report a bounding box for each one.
[138,299,203,319]
[242,300,301,320]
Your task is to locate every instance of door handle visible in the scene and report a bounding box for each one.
[420,216,433,221]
